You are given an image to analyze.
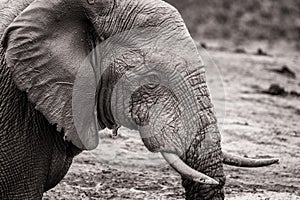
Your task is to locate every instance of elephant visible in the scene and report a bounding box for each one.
[0,0,279,199]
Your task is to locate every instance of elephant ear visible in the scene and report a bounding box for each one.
[2,1,99,150]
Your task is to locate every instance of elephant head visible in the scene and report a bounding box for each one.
[2,0,279,199]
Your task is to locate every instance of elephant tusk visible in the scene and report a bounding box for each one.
[161,152,219,185]
[223,152,279,167]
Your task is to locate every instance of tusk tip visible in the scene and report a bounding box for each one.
[259,157,280,166]
[193,177,219,185]
[270,158,280,164]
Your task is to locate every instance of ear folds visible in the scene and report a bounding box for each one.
[2,0,99,150]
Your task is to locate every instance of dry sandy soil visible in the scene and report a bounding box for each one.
[44,41,300,200]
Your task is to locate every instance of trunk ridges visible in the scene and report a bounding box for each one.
[182,126,225,199]
[182,153,225,199]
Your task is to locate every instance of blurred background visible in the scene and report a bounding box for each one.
[166,0,300,49]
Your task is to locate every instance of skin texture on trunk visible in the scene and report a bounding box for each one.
[182,125,225,199]
[181,62,226,199]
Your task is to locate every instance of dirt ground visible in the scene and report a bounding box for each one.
[44,41,300,200]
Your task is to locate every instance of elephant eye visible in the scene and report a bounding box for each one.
[143,75,160,90]
[145,74,160,86]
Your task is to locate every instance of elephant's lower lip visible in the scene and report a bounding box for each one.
[161,152,219,185]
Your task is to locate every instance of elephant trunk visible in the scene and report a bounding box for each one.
[182,122,225,199]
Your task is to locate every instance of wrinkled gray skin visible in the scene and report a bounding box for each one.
[0,0,224,199]
[0,1,82,199]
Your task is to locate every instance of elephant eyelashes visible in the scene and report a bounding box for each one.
[144,83,160,89]
[87,0,95,5]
